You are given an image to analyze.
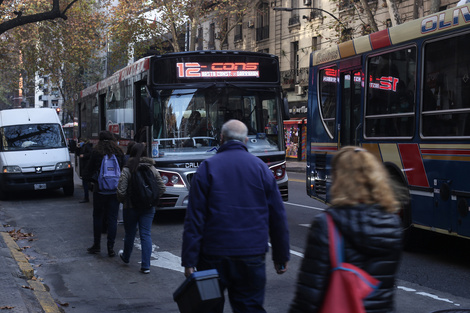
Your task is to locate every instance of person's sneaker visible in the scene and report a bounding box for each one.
[140,268,150,274]
[87,245,100,254]
[119,250,129,264]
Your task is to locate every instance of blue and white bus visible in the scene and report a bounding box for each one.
[306,4,470,240]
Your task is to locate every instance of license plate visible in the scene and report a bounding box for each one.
[34,183,46,190]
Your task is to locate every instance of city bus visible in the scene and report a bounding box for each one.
[77,50,289,209]
[62,121,77,152]
[307,3,470,240]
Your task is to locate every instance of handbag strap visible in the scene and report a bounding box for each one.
[326,213,344,268]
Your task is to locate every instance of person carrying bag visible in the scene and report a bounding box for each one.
[289,146,403,313]
[319,214,380,313]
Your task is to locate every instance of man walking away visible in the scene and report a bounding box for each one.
[181,119,290,313]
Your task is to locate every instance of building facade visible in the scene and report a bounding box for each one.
[195,0,462,159]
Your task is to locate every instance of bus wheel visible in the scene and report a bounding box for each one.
[401,199,416,251]
[388,169,414,250]
[63,184,74,197]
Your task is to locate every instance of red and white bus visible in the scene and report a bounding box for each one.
[78,50,290,209]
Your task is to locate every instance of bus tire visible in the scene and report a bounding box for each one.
[63,184,74,197]
[386,166,414,250]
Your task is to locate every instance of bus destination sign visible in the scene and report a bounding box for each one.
[176,62,260,78]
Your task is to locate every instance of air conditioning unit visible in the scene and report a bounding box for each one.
[304,0,312,5]
[296,85,305,96]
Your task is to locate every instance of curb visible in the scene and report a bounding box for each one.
[0,232,61,313]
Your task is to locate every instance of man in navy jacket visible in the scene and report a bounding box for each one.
[182,119,290,313]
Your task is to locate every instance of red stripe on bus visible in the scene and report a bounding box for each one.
[398,144,430,187]
[369,30,392,50]
[421,149,470,156]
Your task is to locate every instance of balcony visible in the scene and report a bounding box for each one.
[288,15,300,26]
[281,67,309,90]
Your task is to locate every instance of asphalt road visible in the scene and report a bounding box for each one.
[1,168,470,312]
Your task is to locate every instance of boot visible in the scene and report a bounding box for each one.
[87,244,100,254]
[107,244,115,257]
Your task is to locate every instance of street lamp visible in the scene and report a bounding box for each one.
[273,7,350,34]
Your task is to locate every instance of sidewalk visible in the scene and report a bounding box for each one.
[0,222,59,312]
[286,159,306,173]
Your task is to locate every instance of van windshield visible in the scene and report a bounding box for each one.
[0,123,67,151]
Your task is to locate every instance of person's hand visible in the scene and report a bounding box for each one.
[274,262,288,274]
[184,267,195,278]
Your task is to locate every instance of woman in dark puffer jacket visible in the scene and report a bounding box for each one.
[289,146,403,313]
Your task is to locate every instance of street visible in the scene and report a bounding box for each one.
[2,169,470,312]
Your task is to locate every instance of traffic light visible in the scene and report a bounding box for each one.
[56,107,61,114]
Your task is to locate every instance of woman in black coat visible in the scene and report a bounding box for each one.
[289,146,403,313]
[84,131,124,257]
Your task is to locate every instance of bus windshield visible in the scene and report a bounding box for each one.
[1,123,66,151]
[153,86,281,156]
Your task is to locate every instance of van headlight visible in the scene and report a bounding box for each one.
[55,162,71,170]
[3,166,22,173]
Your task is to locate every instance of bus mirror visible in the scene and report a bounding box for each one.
[141,97,154,126]
[282,97,290,120]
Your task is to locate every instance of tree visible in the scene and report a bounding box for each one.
[0,0,107,115]
[0,0,81,35]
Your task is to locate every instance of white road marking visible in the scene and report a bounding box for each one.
[397,286,461,306]
[285,202,325,211]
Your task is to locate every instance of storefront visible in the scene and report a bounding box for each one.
[284,118,307,161]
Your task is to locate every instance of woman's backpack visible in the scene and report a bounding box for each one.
[98,154,121,193]
[128,165,160,211]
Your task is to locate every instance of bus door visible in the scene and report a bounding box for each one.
[339,69,362,147]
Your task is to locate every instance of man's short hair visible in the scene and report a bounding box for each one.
[221,119,248,143]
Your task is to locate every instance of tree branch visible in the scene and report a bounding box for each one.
[0,0,79,35]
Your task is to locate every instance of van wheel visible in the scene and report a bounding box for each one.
[63,184,74,196]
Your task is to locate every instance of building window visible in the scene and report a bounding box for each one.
[256,2,269,41]
[312,37,319,51]
[292,41,299,81]
[197,27,203,50]
[209,23,215,49]
[289,0,300,26]
[234,13,243,42]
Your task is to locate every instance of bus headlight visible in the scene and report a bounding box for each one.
[158,170,186,187]
[55,162,72,170]
[3,166,22,173]
[269,162,286,180]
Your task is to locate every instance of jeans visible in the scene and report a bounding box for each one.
[92,192,119,248]
[198,254,267,313]
[121,207,156,270]
[82,180,89,200]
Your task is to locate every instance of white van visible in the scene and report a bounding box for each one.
[0,108,74,199]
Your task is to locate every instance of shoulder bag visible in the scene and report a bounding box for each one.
[319,214,381,313]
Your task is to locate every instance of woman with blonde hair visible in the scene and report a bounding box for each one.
[289,146,403,313]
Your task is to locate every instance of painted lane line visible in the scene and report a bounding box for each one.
[285,202,326,211]
[397,286,461,306]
